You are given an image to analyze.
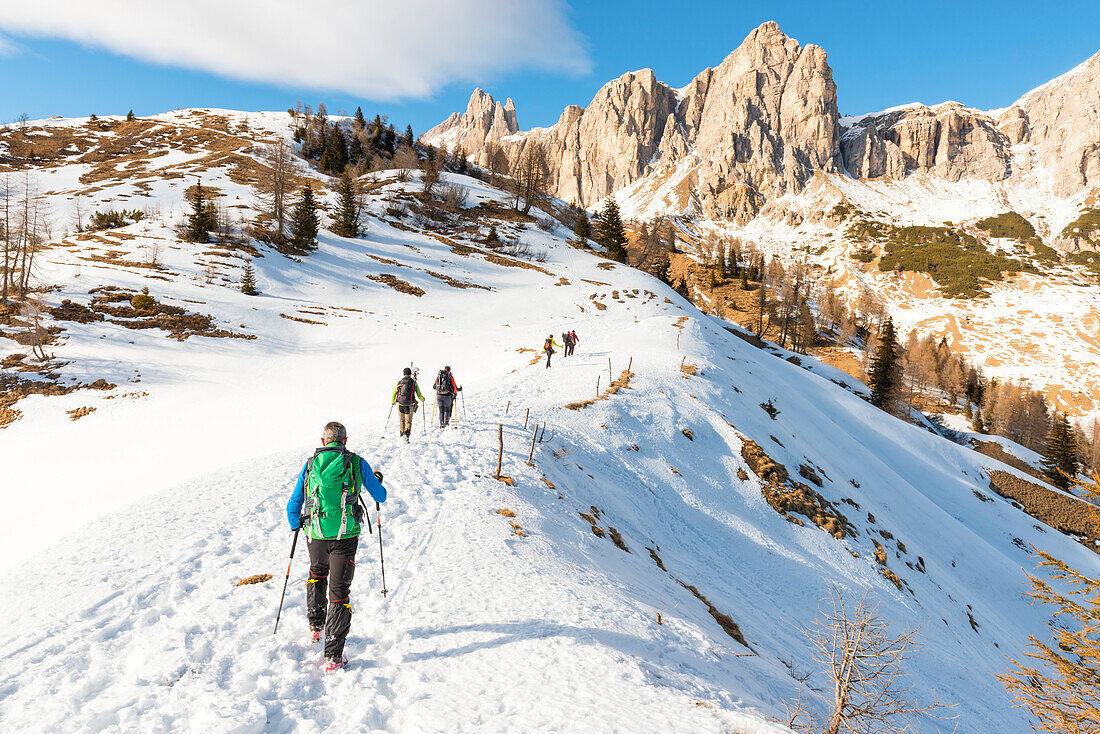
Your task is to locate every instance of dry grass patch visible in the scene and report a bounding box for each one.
[67,406,96,421]
[1,374,114,428]
[496,508,516,518]
[987,469,1100,549]
[739,436,850,539]
[368,273,425,297]
[236,574,272,586]
[279,313,326,326]
[678,582,750,649]
[564,369,633,411]
[972,440,1047,482]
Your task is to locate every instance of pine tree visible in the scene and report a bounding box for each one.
[353,106,366,130]
[716,242,727,279]
[675,277,691,299]
[485,224,500,244]
[597,199,627,262]
[796,298,816,354]
[573,210,591,247]
[348,135,363,164]
[971,407,985,433]
[240,261,258,296]
[652,252,671,284]
[1042,413,1081,490]
[331,172,360,238]
[404,125,415,148]
[126,109,135,122]
[320,129,349,174]
[89,113,98,122]
[289,185,320,251]
[384,124,396,153]
[868,317,900,409]
[740,270,750,290]
[185,182,217,242]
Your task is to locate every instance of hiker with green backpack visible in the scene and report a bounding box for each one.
[286,421,387,673]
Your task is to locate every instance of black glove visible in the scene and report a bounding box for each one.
[373,470,383,483]
[296,513,309,530]
[458,386,463,391]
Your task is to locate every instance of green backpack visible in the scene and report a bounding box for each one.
[304,445,363,540]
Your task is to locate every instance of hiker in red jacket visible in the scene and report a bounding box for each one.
[432,366,462,428]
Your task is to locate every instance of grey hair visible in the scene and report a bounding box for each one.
[322,421,347,444]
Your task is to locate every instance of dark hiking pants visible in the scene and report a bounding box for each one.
[545,350,553,368]
[437,394,455,426]
[306,536,359,660]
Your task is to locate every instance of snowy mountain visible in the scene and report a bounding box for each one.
[1,109,1098,732]
[425,22,1100,421]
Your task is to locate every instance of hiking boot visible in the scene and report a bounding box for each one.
[323,654,348,674]
[310,627,323,644]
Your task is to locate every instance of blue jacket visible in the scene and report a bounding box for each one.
[286,448,387,530]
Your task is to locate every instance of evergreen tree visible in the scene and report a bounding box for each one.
[716,242,727,278]
[573,210,591,247]
[596,199,627,262]
[868,317,900,409]
[740,270,750,290]
[348,135,363,164]
[652,252,671,284]
[185,182,217,242]
[404,125,415,148]
[289,185,320,251]
[675,277,691,299]
[485,224,500,244]
[353,106,366,130]
[89,113,98,122]
[240,261,258,296]
[384,124,396,153]
[331,172,360,238]
[320,129,349,174]
[126,109,135,122]
[1042,413,1081,490]
[971,406,985,433]
[796,298,816,353]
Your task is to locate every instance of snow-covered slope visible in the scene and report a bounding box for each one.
[1,111,1097,732]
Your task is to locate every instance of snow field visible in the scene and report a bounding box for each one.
[1,160,1097,731]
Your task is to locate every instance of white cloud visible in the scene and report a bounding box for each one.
[0,0,590,99]
[0,32,19,57]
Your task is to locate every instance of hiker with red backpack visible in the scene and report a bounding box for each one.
[561,332,572,358]
[568,330,579,356]
[432,366,462,428]
[543,334,562,368]
[285,421,387,673]
[391,367,424,442]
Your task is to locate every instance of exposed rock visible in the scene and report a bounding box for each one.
[841,103,1010,181]
[1016,50,1100,197]
[425,23,1100,217]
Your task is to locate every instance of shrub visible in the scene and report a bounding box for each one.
[851,246,876,263]
[130,286,156,311]
[89,209,144,231]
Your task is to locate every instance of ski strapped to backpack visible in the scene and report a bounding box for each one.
[303,445,364,540]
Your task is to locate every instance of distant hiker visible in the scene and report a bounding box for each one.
[562,332,572,358]
[432,365,461,428]
[391,367,424,441]
[569,330,579,356]
[286,421,386,673]
[543,334,561,369]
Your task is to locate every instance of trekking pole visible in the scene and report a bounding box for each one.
[461,390,466,421]
[273,526,301,635]
[375,502,389,598]
[430,398,436,429]
[383,403,394,436]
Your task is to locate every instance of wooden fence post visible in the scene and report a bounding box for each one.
[496,423,504,479]
[627,356,632,373]
[524,407,530,429]
[608,356,613,384]
[596,375,600,396]
[505,400,510,414]
[527,425,538,465]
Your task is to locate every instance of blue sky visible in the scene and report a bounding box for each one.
[1,0,1097,135]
